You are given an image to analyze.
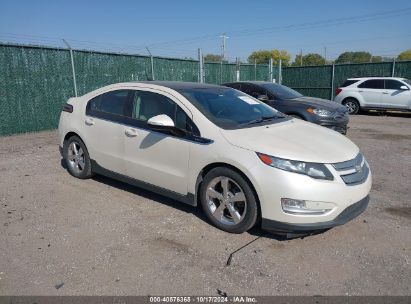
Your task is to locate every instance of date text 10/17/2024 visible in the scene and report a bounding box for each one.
[149,296,258,303]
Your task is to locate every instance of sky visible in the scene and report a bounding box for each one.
[0,0,410,62]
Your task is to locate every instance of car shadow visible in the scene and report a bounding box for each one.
[60,158,329,241]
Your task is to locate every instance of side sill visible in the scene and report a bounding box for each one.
[90,159,196,206]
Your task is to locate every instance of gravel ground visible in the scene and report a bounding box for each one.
[0,113,410,296]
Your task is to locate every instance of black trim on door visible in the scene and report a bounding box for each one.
[91,160,196,206]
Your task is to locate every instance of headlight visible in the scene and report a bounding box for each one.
[257,153,334,180]
[307,108,333,117]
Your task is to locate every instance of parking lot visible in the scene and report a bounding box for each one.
[0,113,410,296]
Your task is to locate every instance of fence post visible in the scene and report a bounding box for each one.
[330,64,335,100]
[198,48,204,83]
[62,39,78,97]
[145,47,155,80]
[269,58,273,82]
[220,60,223,84]
[391,59,396,77]
[254,59,257,80]
[236,57,240,81]
[278,59,282,84]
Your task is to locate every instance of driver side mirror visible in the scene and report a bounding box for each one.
[147,114,175,128]
[400,85,409,90]
[257,95,269,102]
[147,114,185,137]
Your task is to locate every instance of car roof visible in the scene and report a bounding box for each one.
[223,81,275,85]
[347,77,405,81]
[132,81,224,90]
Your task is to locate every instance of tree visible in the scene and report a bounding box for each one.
[335,51,372,64]
[397,49,411,61]
[293,53,326,66]
[247,49,291,66]
[371,56,383,63]
[204,53,223,62]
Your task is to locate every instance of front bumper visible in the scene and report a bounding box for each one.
[248,154,372,231]
[309,114,349,134]
[261,195,369,233]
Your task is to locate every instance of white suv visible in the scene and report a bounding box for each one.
[58,81,371,236]
[334,77,411,114]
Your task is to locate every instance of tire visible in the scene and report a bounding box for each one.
[63,135,93,179]
[343,98,360,115]
[200,167,258,233]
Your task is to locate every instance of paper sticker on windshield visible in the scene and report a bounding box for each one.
[238,96,259,105]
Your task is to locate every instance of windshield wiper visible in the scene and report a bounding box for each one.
[241,115,282,126]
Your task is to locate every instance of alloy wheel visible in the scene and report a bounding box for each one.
[67,141,85,174]
[205,176,247,225]
[345,101,358,114]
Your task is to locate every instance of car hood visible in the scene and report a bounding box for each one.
[220,119,358,163]
[287,96,346,111]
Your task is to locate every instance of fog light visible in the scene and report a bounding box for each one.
[281,198,332,215]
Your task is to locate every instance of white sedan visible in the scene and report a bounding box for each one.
[58,81,371,235]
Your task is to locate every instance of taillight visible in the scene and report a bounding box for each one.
[62,103,73,113]
[335,88,342,96]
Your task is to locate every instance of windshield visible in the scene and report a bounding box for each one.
[179,87,286,129]
[260,83,303,99]
[402,79,411,86]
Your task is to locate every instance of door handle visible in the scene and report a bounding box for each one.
[382,91,389,94]
[125,128,138,137]
[85,117,95,126]
[358,90,364,92]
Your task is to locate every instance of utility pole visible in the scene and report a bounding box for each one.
[324,47,327,64]
[220,33,229,61]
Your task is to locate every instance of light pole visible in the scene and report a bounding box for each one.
[220,33,229,61]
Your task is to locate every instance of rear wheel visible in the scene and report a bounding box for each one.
[343,98,360,115]
[200,167,258,233]
[63,136,93,179]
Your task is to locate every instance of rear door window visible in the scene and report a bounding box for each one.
[358,80,384,89]
[86,90,133,122]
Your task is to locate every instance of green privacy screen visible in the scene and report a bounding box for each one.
[282,61,411,100]
[282,65,333,99]
[0,45,74,135]
[0,43,410,136]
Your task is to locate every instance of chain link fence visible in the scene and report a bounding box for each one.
[0,42,410,136]
[283,61,411,100]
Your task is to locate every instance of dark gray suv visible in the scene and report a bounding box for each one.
[223,81,349,134]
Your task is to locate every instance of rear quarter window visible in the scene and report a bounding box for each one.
[340,80,359,87]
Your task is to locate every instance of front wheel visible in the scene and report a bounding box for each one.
[343,98,360,115]
[200,167,258,233]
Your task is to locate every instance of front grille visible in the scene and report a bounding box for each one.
[332,153,369,185]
